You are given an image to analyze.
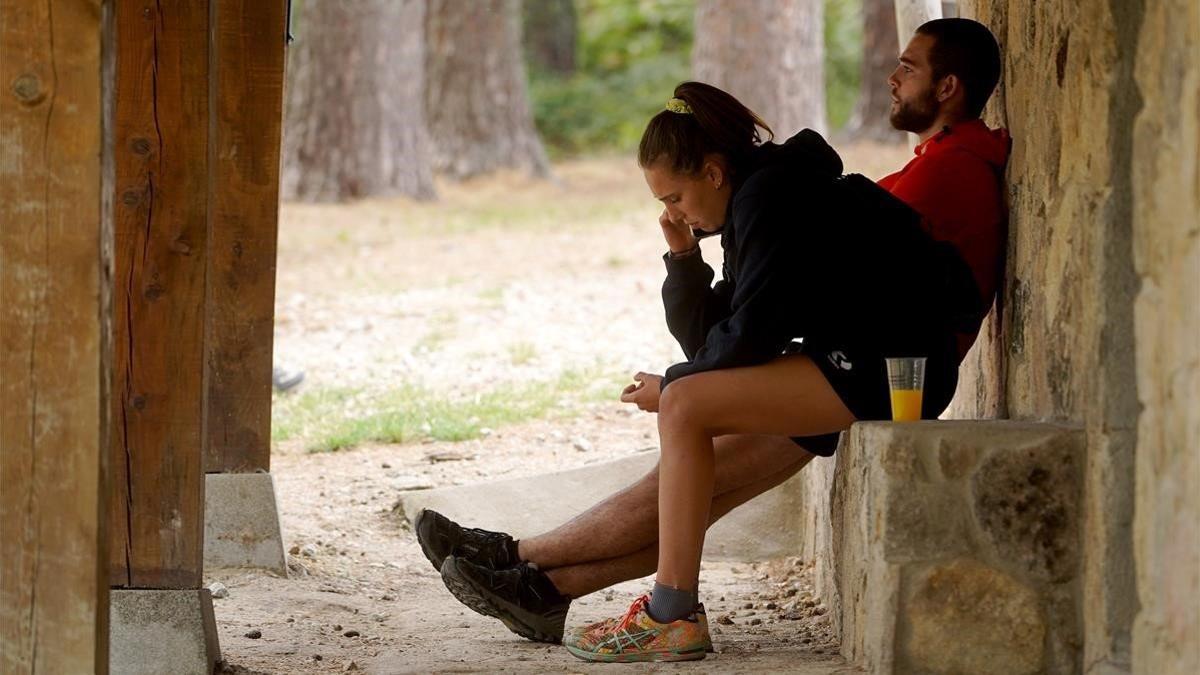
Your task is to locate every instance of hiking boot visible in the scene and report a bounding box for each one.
[413,509,519,573]
[440,555,570,644]
[564,594,710,663]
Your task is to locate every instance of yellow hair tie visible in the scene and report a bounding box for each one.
[665,98,692,114]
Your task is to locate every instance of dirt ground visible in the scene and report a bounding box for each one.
[208,143,907,673]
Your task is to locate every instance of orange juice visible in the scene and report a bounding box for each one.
[890,388,923,421]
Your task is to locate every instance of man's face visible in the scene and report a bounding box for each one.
[888,33,941,134]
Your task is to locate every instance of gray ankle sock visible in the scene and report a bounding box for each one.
[647,582,698,623]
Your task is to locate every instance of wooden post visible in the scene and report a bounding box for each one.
[0,0,113,672]
[108,0,209,590]
[204,0,287,475]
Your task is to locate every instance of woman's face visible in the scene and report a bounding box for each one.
[642,156,731,234]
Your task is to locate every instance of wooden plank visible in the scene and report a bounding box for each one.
[0,0,112,672]
[204,0,287,474]
[109,0,209,589]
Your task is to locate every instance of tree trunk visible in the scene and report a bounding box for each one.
[425,0,552,180]
[693,0,827,140]
[282,0,436,202]
[523,0,577,76]
[842,0,906,142]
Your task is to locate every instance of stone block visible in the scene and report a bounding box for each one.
[971,434,1082,583]
[901,558,1046,675]
[204,472,288,574]
[397,451,807,561]
[826,420,1086,674]
[109,589,220,675]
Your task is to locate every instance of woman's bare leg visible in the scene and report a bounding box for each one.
[544,449,815,598]
[518,433,819,570]
[654,354,855,591]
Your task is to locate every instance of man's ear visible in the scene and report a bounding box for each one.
[936,73,961,103]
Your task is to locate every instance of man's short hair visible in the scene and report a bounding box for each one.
[916,18,1002,118]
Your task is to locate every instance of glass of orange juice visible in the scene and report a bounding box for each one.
[885,357,926,422]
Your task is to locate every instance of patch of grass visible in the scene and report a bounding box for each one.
[272,368,629,453]
[508,341,538,366]
[414,310,459,353]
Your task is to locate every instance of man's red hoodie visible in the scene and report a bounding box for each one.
[877,118,1011,361]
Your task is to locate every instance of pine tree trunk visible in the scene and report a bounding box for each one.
[425,0,552,180]
[523,0,577,76]
[842,0,906,142]
[693,0,827,140]
[282,0,436,202]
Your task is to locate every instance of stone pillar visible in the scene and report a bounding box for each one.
[1130,0,1200,673]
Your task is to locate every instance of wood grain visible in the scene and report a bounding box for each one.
[0,0,112,671]
[109,0,209,589]
[204,0,287,474]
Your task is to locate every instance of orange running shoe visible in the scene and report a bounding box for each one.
[564,594,711,663]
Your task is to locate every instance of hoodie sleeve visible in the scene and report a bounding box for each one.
[661,176,801,389]
[661,250,735,360]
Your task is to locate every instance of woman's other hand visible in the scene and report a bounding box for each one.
[620,372,664,412]
[659,210,698,254]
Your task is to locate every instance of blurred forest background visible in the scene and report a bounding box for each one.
[271,0,956,453]
[279,0,960,202]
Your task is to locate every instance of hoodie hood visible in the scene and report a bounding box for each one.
[915,118,1010,169]
[746,128,844,182]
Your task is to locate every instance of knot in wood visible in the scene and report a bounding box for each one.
[11,74,45,105]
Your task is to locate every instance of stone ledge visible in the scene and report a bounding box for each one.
[819,421,1086,675]
[396,451,811,562]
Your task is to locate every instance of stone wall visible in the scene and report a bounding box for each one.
[948,3,1148,670]
[1130,1,1200,673]
[829,422,1087,675]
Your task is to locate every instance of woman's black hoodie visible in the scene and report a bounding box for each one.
[659,129,977,389]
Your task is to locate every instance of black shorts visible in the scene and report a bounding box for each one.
[786,336,959,457]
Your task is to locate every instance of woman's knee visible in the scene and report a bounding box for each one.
[657,376,715,436]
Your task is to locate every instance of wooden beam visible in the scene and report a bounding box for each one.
[204,0,287,474]
[0,0,112,672]
[109,0,209,589]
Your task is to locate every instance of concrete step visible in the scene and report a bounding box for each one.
[395,449,813,561]
[807,421,1087,675]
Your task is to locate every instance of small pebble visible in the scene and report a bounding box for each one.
[244,629,262,639]
[313,654,323,661]
[572,437,593,452]
[717,615,734,626]
[344,661,359,672]
[288,544,300,555]
[381,462,391,469]
[344,629,360,637]
[300,544,318,558]
[765,602,778,610]
[206,582,229,599]
[742,602,754,610]
[750,618,762,626]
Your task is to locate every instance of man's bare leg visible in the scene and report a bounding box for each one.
[542,449,814,598]
[519,433,818,576]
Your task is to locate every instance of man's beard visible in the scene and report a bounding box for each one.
[889,91,938,133]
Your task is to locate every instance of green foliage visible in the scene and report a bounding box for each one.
[527,0,695,157]
[525,0,866,155]
[826,0,864,132]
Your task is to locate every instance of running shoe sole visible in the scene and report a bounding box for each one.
[413,509,446,573]
[564,644,707,663]
[440,556,566,644]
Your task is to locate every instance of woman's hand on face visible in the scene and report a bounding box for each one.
[620,372,664,413]
[659,209,698,254]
